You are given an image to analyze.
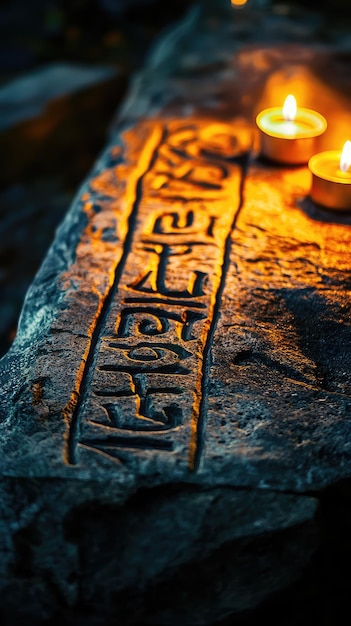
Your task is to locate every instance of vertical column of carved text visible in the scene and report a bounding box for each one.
[79,122,242,467]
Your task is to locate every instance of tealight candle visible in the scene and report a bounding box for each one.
[256,95,327,164]
[308,141,351,211]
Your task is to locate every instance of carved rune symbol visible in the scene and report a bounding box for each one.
[152,210,217,240]
[93,342,193,432]
[101,373,183,432]
[100,342,193,374]
[116,308,206,342]
[128,243,208,298]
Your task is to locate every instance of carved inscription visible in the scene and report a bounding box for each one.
[70,120,246,469]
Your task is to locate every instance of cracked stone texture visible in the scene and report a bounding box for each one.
[1,1,351,624]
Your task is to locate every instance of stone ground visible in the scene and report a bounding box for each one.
[1,1,351,624]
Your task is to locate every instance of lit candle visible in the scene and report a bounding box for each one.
[256,95,327,165]
[308,141,351,211]
[231,0,248,6]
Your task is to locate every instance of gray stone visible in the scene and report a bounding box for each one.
[0,64,117,131]
[1,0,351,623]
[0,115,320,623]
[0,62,126,187]
[0,478,317,624]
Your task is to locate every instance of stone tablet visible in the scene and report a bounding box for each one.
[0,116,320,623]
[1,1,351,623]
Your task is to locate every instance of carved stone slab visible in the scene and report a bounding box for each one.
[2,1,351,623]
[0,116,320,623]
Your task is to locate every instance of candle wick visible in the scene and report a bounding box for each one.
[340,162,350,174]
[340,140,351,173]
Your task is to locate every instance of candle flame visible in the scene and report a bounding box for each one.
[340,140,351,173]
[282,95,297,122]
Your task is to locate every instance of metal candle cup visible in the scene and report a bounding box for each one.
[308,142,351,211]
[256,96,327,165]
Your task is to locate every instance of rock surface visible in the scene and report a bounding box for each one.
[1,1,351,624]
[0,64,117,131]
[0,63,126,187]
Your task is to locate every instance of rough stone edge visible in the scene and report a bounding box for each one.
[0,127,127,406]
[0,477,319,623]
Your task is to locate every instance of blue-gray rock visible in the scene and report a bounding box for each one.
[0,63,117,131]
